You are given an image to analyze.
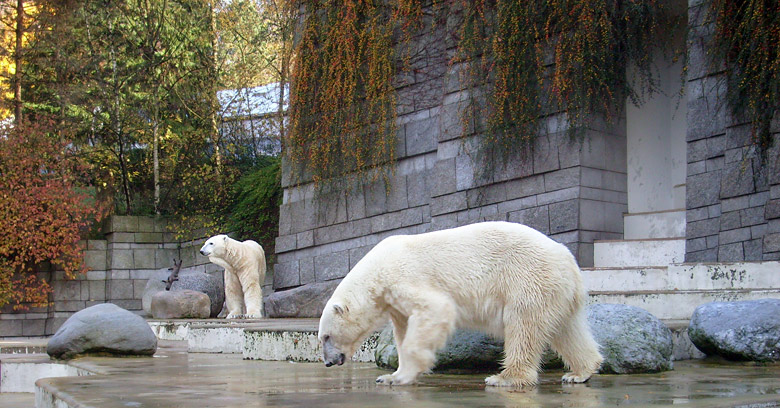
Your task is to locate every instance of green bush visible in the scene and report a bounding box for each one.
[226,156,282,260]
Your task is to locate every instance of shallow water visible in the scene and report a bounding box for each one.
[37,342,780,408]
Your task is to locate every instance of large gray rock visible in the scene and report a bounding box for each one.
[142,268,224,317]
[588,303,673,374]
[375,326,561,372]
[264,281,339,318]
[47,303,157,360]
[374,304,672,374]
[688,299,780,362]
[151,289,211,319]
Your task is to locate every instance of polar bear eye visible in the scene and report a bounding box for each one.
[323,335,330,342]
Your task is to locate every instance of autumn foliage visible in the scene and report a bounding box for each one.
[0,120,105,309]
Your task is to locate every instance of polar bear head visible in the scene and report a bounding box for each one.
[318,298,375,367]
[199,234,228,258]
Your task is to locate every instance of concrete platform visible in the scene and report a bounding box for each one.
[31,340,780,408]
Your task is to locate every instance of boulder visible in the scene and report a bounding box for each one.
[47,303,157,360]
[142,268,224,317]
[374,304,673,374]
[375,326,561,372]
[688,298,780,362]
[264,281,339,318]
[151,289,211,319]
[588,303,673,374]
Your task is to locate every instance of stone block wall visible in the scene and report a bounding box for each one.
[0,216,234,337]
[684,2,780,262]
[271,16,628,317]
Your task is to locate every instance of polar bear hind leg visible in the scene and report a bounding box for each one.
[550,309,603,383]
[224,270,245,319]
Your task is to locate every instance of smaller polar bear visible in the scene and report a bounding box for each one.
[318,221,603,387]
[200,234,265,318]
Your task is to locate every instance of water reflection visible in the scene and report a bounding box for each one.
[38,344,780,408]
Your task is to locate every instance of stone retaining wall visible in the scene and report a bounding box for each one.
[271,7,628,317]
[0,216,243,337]
[684,3,780,262]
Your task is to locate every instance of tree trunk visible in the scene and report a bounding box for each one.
[153,115,160,215]
[209,1,222,174]
[109,18,131,214]
[13,0,24,123]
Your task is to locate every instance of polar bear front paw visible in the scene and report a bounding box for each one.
[562,372,592,383]
[375,373,417,386]
[226,313,241,319]
[485,374,537,388]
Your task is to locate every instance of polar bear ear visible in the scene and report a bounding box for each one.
[332,304,346,315]
[223,235,228,242]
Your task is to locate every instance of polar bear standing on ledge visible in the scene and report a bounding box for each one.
[200,234,265,318]
[318,221,603,387]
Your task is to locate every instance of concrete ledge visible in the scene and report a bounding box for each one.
[243,329,379,363]
[0,355,91,393]
[188,326,244,354]
[148,320,192,341]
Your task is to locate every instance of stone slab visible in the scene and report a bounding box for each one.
[624,210,686,240]
[593,238,685,268]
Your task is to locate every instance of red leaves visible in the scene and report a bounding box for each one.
[0,119,106,309]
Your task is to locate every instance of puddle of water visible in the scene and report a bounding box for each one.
[38,346,780,408]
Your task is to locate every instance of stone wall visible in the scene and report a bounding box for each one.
[0,216,242,337]
[684,2,780,262]
[270,13,628,317]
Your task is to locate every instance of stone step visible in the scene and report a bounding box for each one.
[624,209,686,240]
[588,289,780,320]
[593,238,685,268]
[582,262,780,292]
[582,262,780,320]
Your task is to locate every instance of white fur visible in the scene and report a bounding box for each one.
[200,234,265,318]
[318,221,603,387]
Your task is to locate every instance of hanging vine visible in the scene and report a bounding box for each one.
[287,0,406,186]
[287,0,683,184]
[709,0,779,150]
[456,0,680,162]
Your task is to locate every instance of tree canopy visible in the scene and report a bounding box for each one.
[0,0,289,308]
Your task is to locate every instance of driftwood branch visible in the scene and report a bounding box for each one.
[163,259,182,291]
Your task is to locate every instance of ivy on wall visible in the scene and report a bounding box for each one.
[287,0,407,186]
[457,0,680,160]
[709,0,779,150]
[286,0,683,183]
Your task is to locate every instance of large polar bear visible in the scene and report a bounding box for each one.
[199,235,265,318]
[318,221,603,387]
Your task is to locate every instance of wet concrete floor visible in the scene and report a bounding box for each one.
[29,341,780,408]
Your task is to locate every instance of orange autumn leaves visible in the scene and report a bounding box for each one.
[0,120,106,309]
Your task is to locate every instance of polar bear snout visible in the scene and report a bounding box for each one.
[324,353,345,367]
[322,337,345,367]
[199,241,214,256]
